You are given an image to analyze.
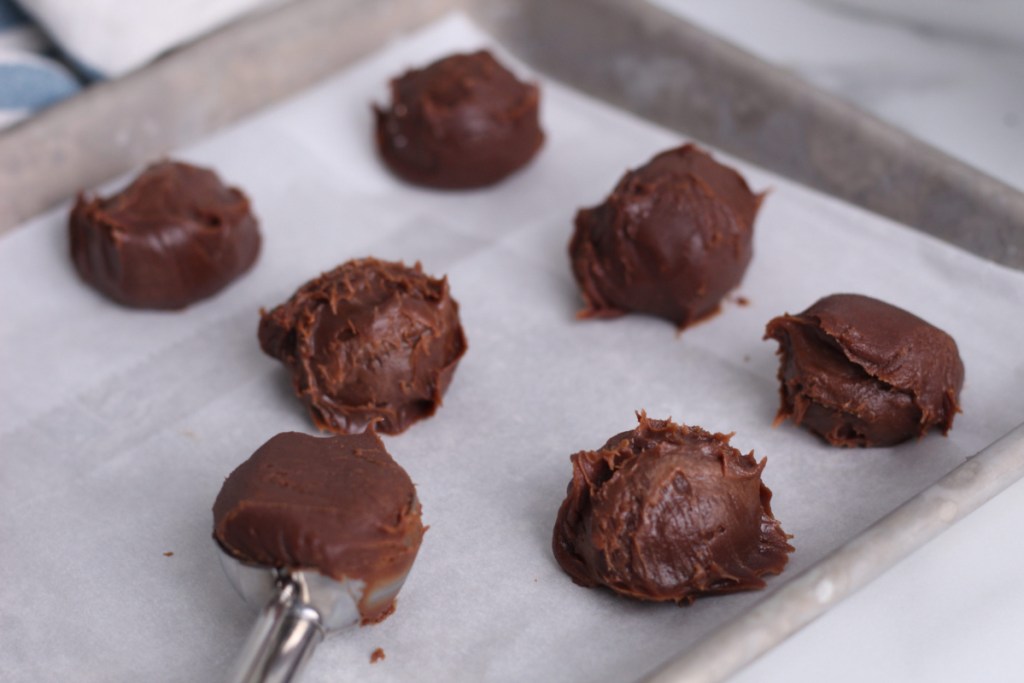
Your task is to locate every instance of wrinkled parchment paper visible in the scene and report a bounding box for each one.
[3,14,1023,683]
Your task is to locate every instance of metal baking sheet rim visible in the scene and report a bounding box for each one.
[1,0,1022,681]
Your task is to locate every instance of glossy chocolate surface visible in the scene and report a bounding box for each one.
[70,160,260,309]
[259,258,467,435]
[213,431,424,623]
[765,293,964,447]
[570,144,762,327]
[553,414,791,604]
[375,50,544,189]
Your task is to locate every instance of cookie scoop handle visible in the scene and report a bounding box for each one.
[227,579,324,683]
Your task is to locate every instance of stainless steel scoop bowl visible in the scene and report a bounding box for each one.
[217,548,411,683]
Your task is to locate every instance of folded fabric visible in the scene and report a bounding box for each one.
[0,0,79,129]
[0,0,42,51]
[16,0,279,78]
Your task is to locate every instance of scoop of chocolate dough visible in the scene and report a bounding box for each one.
[569,144,763,327]
[552,413,792,605]
[69,160,260,309]
[374,50,544,188]
[259,258,468,435]
[213,431,425,623]
[765,293,965,447]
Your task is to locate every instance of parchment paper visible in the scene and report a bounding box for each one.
[2,14,1023,683]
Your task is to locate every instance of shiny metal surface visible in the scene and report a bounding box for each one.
[218,551,363,683]
[227,580,324,683]
[217,551,368,629]
[217,549,413,682]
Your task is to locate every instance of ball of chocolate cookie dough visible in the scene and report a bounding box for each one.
[259,258,468,435]
[765,293,965,447]
[552,413,792,605]
[569,144,763,328]
[69,160,260,309]
[374,50,544,189]
[213,431,425,623]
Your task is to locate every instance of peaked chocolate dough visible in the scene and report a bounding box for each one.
[259,258,467,435]
[553,414,792,605]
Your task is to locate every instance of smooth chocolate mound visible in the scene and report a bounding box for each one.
[259,258,467,435]
[374,50,544,189]
[552,413,792,605]
[70,160,260,309]
[765,293,965,447]
[213,431,424,623]
[569,144,763,327]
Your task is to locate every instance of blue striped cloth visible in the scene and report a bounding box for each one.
[0,0,80,130]
[0,0,275,131]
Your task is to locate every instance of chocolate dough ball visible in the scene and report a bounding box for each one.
[570,144,763,327]
[552,414,792,604]
[374,50,544,188]
[765,293,965,447]
[213,431,424,623]
[69,160,260,309]
[259,258,468,435]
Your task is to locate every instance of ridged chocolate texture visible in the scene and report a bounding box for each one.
[213,431,424,623]
[552,414,792,605]
[765,293,964,447]
[374,50,544,189]
[570,144,763,327]
[69,160,260,309]
[259,258,468,435]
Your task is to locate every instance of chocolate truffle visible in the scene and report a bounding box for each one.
[569,144,763,327]
[765,293,965,447]
[374,50,544,189]
[213,431,425,623]
[69,160,260,309]
[259,258,467,435]
[552,413,792,605]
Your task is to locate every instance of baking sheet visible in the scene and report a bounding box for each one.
[2,13,1024,682]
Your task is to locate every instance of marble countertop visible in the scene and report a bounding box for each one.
[655,1,1024,681]
[657,0,1023,190]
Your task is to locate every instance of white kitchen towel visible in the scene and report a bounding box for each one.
[16,0,280,78]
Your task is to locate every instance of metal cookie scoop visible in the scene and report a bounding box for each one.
[211,432,425,682]
[217,549,411,683]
